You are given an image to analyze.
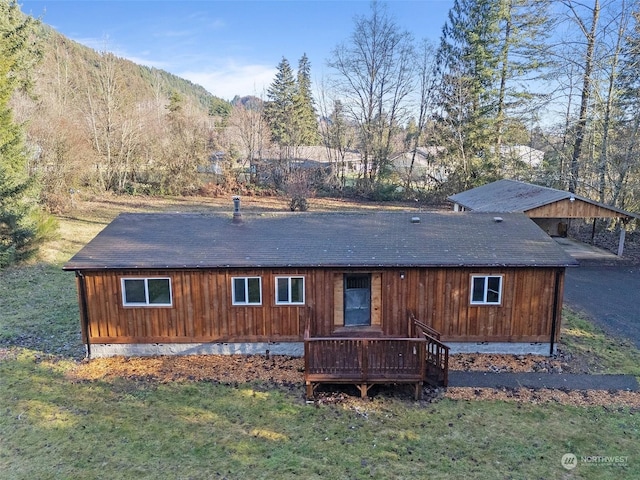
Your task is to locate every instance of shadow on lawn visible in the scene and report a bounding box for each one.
[0,262,86,360]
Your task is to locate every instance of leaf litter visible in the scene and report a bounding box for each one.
[63,352,640,408]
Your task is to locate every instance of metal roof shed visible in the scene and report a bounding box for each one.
[448,179,640,256]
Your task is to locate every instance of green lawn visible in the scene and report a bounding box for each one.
[1,350,637,479]
[561,309,640,378]
[1,196,639,479]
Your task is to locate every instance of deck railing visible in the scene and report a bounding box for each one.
[304,332,427,399]
[412,315,449,387]
[303,315,449,399]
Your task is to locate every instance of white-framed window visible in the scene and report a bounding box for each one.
[232,277,262,305]
[121,278,172,307]
[275,276,305,305]
[470,275,503,305]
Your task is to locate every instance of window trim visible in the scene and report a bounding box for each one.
[231,276,263,305]
[275,276,305,305]
[470,275,503,305]
[121,277,173,307]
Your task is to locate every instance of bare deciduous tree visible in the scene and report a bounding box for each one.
[327,1,415,190]
[563,0,601,193]
[228,101,270,184]
[83,50,140,192]
[405,39,437,191]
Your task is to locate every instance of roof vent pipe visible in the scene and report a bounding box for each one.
[232,196,243,223]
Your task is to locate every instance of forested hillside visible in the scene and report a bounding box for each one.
[10,0,640,217]
[13,21,231,210]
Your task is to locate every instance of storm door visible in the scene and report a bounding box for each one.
[344,274,371,326]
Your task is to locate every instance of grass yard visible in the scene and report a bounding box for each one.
[1,194,639,479]
[561,309,640,378]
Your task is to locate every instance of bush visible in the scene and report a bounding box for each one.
[289,196,308,211]
[368,183,404,202]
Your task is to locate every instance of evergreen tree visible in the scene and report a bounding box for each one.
[264,55,319,154]
[494,0,553,149]
[208,96,232,122]
[610,7,640,208]
[437,0,501,120]
[167,90,183,113]
[0,0,55,267]
[264,57,298,152]
[434,0,551,187]
[435,0,503,188]
[295,53,319,145]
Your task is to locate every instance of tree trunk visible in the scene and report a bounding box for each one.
[569,0,600,194]
[598,0,627,203]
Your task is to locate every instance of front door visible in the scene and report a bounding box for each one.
[344,274,371,326]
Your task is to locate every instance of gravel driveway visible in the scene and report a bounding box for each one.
[564,265,640,349]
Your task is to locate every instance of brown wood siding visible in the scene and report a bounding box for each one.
[526,198,625,218]
[80,266,564,345]
[385,267,563,342]
[82,269,309,344]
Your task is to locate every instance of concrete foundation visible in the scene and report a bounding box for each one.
[87,341,554,358]
[88,342,305,359]
[446,342,554,356]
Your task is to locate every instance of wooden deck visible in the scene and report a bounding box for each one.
[304,317,449,400]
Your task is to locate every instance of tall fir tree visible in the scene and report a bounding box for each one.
[295,53,319,145]
[265,55,319,154]
[264,57,298,152]
[611,7,640,208]
[0,0,55,267]
[494,0,553,149]
[434,0,506,188]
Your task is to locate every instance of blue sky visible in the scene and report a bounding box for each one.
[20,0,454,101]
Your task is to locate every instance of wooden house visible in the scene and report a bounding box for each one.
[64,203,577,397]
[448,179,640,256]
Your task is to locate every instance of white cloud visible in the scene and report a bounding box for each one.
[179,62,277,100]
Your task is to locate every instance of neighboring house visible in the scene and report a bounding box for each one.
[448,179,640,255]
[494,145,545,168]
[197,151,225,175]
[390,147,448,186]
[64,202,577,363]
[389,145,544,186]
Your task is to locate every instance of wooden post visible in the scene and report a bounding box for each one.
[618,227,626,257]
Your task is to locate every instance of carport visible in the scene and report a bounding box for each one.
[448,179,640,256]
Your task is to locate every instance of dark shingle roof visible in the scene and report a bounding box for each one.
[448,179,640,219]
[63,211,577,270]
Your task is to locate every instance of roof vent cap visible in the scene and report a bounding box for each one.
[232,196,243,223]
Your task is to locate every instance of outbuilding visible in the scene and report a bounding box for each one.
[448,179,640,256]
